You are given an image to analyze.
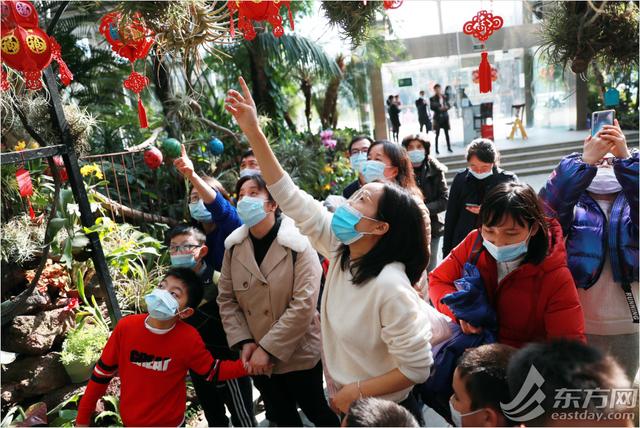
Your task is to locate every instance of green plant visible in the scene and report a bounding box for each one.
[94,395,123,426]
[60,271,110,366]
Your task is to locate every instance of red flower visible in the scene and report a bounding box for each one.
[64,297,79,312]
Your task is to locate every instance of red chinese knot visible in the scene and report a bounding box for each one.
[462,10,503,42]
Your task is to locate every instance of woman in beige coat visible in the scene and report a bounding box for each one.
[217,174,338,427]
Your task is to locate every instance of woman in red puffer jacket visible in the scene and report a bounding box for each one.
[429,182,585,348]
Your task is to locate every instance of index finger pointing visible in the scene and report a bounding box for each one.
[238,77,253,102]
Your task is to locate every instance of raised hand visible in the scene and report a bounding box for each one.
[173,144,194,179]
[582,134,614,166]
[225,77,260,136]
[599,119,630,159]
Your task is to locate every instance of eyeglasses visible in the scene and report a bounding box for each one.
[595,157,615,166]
[350,148,369,155]
[169,244,201,253]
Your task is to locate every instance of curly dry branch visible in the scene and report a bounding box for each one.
[187,98,242,145]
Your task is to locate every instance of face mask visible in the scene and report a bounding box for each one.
[331,204,377,244]
[482,230,531,262]
[361,160,387,183]
[237,196,268,227]
[469,169,493,180]
[170,253,197,269]
[239,168,260,178]
[586,166,622,194]
[189,200,213,223]
[449,399,485,427]
[408,149,426,164]
[350,152,367,173]
[145,289,180,321]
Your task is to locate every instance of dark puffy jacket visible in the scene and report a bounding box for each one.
[442,167,518,256]
[539,151,639,289]
[414,157,449,237]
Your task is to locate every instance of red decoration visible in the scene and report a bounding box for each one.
[99,12,154,128]
[463,10,503,94]
[227,0,294,41]
[143,146,163,169]
[462,10,503,42]
[383,0,403,9]
[45,155,68,182]
[0,0,72,90]
[16,168,35,218]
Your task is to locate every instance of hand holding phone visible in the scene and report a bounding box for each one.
[591,110,615,136]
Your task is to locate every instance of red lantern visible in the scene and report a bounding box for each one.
[143,146,163,169]
[227,0,294,41]
[463,10,503,94]
[383,0,403,9]
[99,12,154,128]
[0,0,72,90]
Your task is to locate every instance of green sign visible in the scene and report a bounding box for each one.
[398,77,413,87]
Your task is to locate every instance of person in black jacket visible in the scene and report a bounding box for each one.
[415,91,432,133]
[402,133,449,271]
[388,95,401,142]
[442,138,518,257]
[430,84,452,154]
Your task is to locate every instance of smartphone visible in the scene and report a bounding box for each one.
[591,110,615,136]
[465,203,480,208]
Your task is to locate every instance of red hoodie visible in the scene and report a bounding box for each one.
[76,314,247,426]
[429,218,585,348]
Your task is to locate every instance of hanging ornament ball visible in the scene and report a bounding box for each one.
[208,137,224,156]
[144,146,163,169]
[161,138,182,158]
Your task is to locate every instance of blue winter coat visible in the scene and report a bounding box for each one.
[539,151,639,289]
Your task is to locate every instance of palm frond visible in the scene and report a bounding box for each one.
[258,33,341,78]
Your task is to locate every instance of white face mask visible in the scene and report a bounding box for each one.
[449,399,485,427]
[586,166,622,194]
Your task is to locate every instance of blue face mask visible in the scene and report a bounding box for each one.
[170,253,197,269]
[469,168,493,180]
[237,196,268,227]
[350,153,367,173]
[408,149,426,164]
[331,204,378,244]
[361,160,387,183]
[482,231,531,262]
[189,200,213,223]
[145,289,181,320]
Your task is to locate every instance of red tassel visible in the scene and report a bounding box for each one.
[27,198,35,219]
[287,4,294,30]
[50,37,74,86]
[137,97,148,128]
[1,68,9,91]
[478,52,492,93]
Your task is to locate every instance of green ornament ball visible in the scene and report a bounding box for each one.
[161,138,182,158]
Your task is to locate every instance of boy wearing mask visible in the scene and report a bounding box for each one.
[76,269,249,426]
[449,344,516,427]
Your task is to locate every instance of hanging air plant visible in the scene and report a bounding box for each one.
[322,1,391,47]
[538,1,639,75]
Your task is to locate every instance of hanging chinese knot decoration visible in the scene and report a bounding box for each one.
[99,12,154,128]
[463,10,503,93]
[16,168,35,219]
[227,0,294,41]
[0,0,73,90]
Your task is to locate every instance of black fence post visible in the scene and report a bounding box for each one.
[42,66,122,324]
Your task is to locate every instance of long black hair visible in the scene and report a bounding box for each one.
[480,182,548,265]
[339,184,428,285]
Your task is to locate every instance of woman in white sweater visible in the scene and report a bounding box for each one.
[224,77,450,421]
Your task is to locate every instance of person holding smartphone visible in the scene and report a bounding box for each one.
[442,139,518,257]
[539,119,639,381]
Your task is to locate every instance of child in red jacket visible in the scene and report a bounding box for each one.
[76,268,249,427]
[429,182,585,348]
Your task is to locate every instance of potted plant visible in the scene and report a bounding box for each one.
[60,271,110,383]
